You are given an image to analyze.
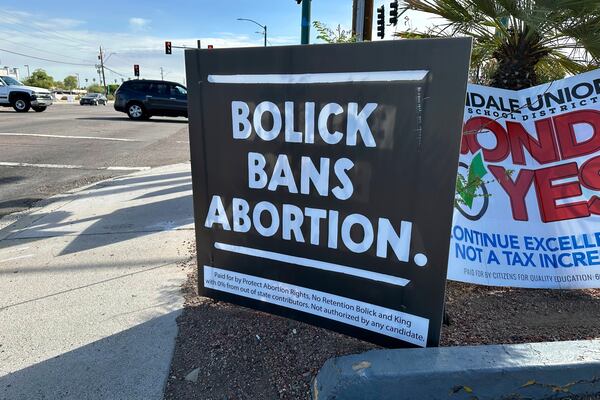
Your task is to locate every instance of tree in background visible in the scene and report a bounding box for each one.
[398,0,600,90]
[313,21,356,43]
[22,69,54,89]
[63,75,78,90]
[86,84,104,93]
[107,84,119,95]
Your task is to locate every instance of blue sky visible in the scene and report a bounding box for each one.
[0,1,432,85]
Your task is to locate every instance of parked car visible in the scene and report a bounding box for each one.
[114,80,187,120]
[80,93,107,106]
[0,76,53,112]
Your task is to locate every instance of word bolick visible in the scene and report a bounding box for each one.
[231,101,377,146]
[186,38,472,347]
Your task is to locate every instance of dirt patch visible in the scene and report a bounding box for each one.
[164,260,377,400]
[164,248,600,400]
[441,282,600,346]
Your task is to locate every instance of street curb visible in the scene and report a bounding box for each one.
[312,340,600,400]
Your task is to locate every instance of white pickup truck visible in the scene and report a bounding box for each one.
[0,76,53,112]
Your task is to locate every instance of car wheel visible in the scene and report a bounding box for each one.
[127,103,147,120]
[12,96,31,112]
[32,106,47,112]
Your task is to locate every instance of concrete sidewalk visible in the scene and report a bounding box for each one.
[0,164,194,400]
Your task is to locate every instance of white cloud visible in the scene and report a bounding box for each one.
[129,17,151,31]
[0,8,295,86]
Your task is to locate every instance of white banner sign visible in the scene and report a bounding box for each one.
[448,69,600,289]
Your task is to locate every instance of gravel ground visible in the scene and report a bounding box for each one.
[164,246,600,400]
[441,282,600,346]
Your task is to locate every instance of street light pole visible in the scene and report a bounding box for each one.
[237,18,267,47]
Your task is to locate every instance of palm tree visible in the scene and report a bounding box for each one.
[398,0,600,90]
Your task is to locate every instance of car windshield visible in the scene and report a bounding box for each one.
[85,94,100,97]
[0,76,23,86]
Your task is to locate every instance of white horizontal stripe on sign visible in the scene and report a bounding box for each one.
[0,162,150,172]
[214,242,410,286]
[204,266,428,346]
[0,133,139,142]
[207,70,429,84]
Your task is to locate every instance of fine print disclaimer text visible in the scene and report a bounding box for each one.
[204,265,429,346]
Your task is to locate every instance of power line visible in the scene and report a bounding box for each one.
[103,65,128,78]
[0,47,94,66]
[0,13,94,49]
[0,19,92,54]
[0,34,91,63]
[1,9,93,46]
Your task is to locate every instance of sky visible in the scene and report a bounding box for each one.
[0,1,434,86]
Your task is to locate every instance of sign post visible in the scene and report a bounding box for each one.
[185,39,472,347]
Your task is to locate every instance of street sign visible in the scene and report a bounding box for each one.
[185,38,472,347]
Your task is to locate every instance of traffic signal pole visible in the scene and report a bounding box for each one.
[300,0,311,44]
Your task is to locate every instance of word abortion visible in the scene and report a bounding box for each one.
[205,195,413,262]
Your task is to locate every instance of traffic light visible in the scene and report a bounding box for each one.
[389,1,399,26]
[377,5,385,39]
[165,41,172,55]
[134,64,140,77]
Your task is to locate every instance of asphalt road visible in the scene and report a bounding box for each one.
[0,103,190,217]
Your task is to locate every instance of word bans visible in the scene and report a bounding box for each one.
[248,152,354,200]
[231,100,378,147]
[204,194,413,262]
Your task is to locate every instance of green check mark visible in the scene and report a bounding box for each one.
[457,152,488,208]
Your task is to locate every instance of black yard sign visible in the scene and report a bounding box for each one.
[185,38,471,347]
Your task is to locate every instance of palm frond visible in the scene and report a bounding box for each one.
[398,0,599,89]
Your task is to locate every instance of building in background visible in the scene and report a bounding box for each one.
[0,67,20,81]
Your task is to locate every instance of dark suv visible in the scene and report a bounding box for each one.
[114,80,187,120]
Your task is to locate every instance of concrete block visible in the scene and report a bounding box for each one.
[313,340,600,400]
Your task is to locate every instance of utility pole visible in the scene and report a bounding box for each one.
[352,0,374,41]
[98,46,107,95]
[24,64,30,78]
[300,0,311,44]
[160,67,164,81]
